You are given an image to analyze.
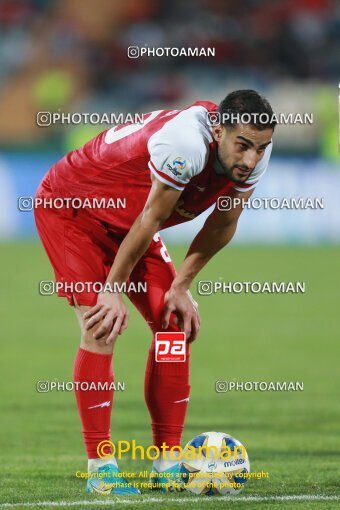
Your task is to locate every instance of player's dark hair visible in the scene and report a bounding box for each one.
[218,89,276,131]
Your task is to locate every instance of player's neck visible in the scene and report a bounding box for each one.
[213,150,226,175]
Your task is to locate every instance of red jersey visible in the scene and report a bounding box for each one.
[47,101,272,233]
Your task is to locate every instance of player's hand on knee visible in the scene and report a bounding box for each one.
[162,287,201,343]
[83,292,129,344]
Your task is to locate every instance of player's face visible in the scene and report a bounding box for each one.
[212,123,273,183]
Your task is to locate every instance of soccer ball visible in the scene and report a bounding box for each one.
[179,431,250,496]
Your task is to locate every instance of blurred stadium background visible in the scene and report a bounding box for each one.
[1,1,340,507]
[0,0,339,243]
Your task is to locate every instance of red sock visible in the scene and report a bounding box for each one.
[73,348,113,459]
[144,340,190,449]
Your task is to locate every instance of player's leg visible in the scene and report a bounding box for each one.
[73,300,115,472]
[73,301,139,494]
[34,198,139,494]
[127,233,191,490]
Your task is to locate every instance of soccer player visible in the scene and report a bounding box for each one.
[34,90,275,494]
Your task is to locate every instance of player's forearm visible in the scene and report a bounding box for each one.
[172,221,238,291]
[105,178,180,287]
[105,212,164,286]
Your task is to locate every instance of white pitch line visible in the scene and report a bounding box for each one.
[1,495,340,508]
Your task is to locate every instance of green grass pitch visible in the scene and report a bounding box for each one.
[1,242,340,509]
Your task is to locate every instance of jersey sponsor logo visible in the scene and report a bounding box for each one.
[174,199,197,219]
[155,332,186,362]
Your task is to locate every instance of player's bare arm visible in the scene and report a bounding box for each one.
[84,109,273,345]
[163,187,254,341]
[84,177,185,344]
[171,187,254,292]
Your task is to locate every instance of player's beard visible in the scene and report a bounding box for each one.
[214,148,254,183]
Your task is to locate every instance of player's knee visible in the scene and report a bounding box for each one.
[80,327,113,354]
[77,317,114,354]
[74,301,114,354]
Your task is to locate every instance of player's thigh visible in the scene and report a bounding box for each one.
[35,205,113,304]
[127,233,179,334]
[35,202,119,353]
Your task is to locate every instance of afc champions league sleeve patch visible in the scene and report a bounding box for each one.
[165,156,191,181]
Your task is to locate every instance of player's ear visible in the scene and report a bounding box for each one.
[212,125,224,142]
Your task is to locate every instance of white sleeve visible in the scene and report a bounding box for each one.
[148,126,208,191]
[234,142,273,192]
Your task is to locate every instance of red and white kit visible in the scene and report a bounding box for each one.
[35,101,271,455]
[35,100,271,306]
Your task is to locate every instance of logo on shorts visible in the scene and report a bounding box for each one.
[155,332,186,362]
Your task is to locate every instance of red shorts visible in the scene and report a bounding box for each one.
[34,177,177,331]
